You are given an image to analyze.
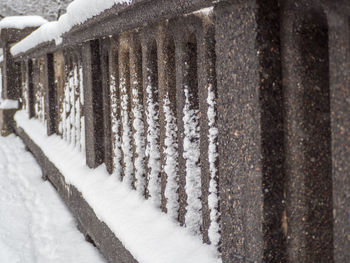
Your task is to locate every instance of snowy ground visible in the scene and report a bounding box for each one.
[0,134,106,263]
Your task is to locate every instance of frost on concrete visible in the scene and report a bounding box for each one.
[163,95,179,220]
[110,74,122,178]
[145,70,161,207]
[131,76,146,195]
[183,80,202,236]
[120,77,133,187]
[207,84,220,248]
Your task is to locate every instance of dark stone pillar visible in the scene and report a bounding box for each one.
[82,40,105,168]
[101,38,114,174]
[118,36,133,183]
[129,33,146,192]
[27,59,35,119]
[109,37,122,175]
[196,15,216,244]
[156,24,178,212]
[2,44,21,100]
[45,53,56,135]
[173,22,188,227]
[328,10,350,263]
[215,1,285,262]
[280,2,333,262]
[141,27,161,200]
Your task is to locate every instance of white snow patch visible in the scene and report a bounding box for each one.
[0,134,105,263]
[192,7,213,16]
[0,16,47,30]
[14,110,221,263]
[0,99,18,109]
[11,0,132,55]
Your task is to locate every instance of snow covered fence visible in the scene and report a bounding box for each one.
[10,7,221,258]
[4,0,350,263]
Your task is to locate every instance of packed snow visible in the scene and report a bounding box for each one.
[15,110,221,263]
[11,0,132,55]
[0,16,47,30]
[0,0,72,21]
[0,99,18,109]
[0,134,105,263]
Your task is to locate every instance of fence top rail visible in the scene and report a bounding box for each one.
[10,0,216,60]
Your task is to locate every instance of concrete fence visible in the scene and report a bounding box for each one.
[1,0,349,262]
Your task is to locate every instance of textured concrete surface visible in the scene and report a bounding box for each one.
[2,0,350,262]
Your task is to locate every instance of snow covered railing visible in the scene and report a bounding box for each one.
[4,1,350,263]
[15,7,221,257]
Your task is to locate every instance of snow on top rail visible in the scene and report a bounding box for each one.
[11,0,132,56]
[14,110,221,263]
[0,16,48,30]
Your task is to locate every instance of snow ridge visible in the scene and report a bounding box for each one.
[0,16,48,30]
[11,0,132,56]
[163,95,179,220]
[145,71,161,207]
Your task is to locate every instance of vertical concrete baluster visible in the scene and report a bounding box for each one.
[44,53,56,135]
[118,35,133,185]
[215,1,285,262]
[129,33,146,194]
[82,40,105,168]
[141,29,161,204]
[281,2,333,262]
[328,11,350,263]
[27,59,35,119]
[109,37,122,177]
[196,13,219,245]
[101,38,114,174]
